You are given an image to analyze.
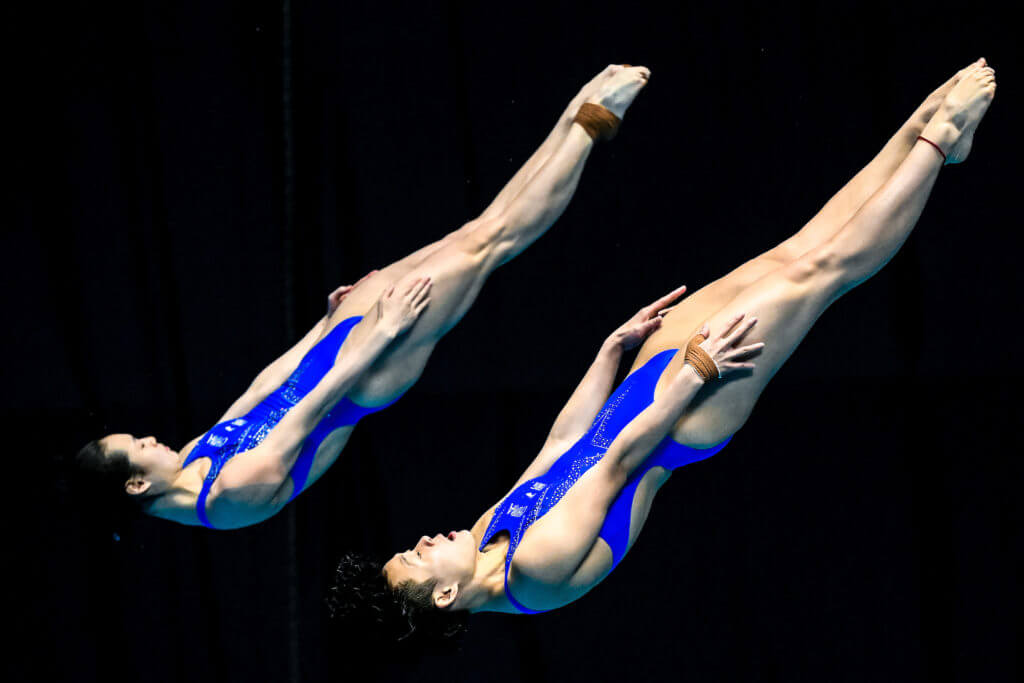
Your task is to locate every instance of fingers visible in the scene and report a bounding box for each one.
[403,276,428,296]
[406,277,432,308]
[644,316,663,332]
[722,314,758,347]
[645,284,687,317]
[720,361,757,373]
[715,312,746,342]
[720,342,766,361]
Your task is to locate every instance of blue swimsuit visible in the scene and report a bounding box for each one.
[182,316,398,528]
[479,349,730,614]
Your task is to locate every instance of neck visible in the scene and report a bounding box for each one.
[142,466,202,522]
[460,539,514,613]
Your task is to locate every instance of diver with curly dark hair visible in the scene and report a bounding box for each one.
[72,64,652,530]
[328,60,996,646]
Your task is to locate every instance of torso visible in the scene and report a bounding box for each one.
[479,351,678,613]
[159,316,390,529]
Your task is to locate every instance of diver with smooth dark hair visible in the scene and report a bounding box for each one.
[73,64,652,530]
[329,60,995,646]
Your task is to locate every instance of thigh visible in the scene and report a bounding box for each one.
[650,249,845,445]
[323,232,460,327]
[344,222,503,404]
[632,250,787,371]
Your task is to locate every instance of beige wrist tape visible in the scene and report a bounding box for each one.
[684,334,719,382]
[573,102,621,141]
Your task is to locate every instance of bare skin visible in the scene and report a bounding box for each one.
[103,65,651,529]
[382,61,996,614]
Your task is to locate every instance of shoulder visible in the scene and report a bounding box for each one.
[204,468,285,529]
[470,504,499,543]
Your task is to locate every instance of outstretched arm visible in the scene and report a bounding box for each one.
[544,285,690,445]
[510,314,764,593]
[604,314,762,476]
[212,279,432,506]
[512,285,689,489]
[215,273,376,423]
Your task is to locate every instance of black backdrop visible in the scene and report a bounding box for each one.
[9,2,1022,682]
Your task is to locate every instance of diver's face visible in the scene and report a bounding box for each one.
[101,434,182,496]
[382,530,477,593]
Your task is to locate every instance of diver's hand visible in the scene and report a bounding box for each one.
[326,270,378,318]
[373,277,432,338]
[692,313,765,379]
[608,284,688,351]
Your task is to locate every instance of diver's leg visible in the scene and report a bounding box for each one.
[325,66,625,326]
[638,64,974,351]
[347,67,652,403]
[666,64,995,446]
[478,64,623,221]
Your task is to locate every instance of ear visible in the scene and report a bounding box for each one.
[433,582,459,610]
[125,476,152,497]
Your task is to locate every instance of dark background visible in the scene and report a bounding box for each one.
[8,1,1021,681]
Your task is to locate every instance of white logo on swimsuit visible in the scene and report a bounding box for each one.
[226,426,235,432]
[509,504,527,518]
[208,435,227,447]
[530,482,545,491]
[525,492,535,498]
[231,419,247,426]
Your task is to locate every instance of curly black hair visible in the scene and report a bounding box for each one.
[65,439,146,539]
[326,551,470,654]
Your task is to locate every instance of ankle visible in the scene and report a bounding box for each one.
[920,120,959,153]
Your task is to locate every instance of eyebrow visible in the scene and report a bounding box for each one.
[400,555,410,567]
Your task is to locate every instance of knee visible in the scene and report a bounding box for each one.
[454,215,511,261]
[783,244,844,286]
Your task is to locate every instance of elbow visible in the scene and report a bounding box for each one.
[602,448,632,489]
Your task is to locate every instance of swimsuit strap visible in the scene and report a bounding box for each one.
[195,456,230,529]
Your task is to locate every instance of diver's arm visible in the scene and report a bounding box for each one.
[602,365,707,474]
[505,286,690,489]
[215,275,377,423]
[543,338,623,443]
[214,317,329,423]
[212,279,432,501]
[604,314,762,476]
[543,284,689,447]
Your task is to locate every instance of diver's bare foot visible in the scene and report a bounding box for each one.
[907,58,982,133]
[920,60,996,164]
[566,65,626,117]
[585,65,650,119]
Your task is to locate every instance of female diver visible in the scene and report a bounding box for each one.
[330,60,996,643]
[73,64,652,529]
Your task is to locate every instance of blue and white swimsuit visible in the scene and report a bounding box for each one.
[182,316,397,528]
[480,350,730,613]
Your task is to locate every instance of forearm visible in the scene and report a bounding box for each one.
[547,339,623,442]
[250,315,328,393]
[263,325,395,461]
[608,366,706,475]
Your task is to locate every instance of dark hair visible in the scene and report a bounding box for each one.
[326,551,470,654]
[67,440,146,538]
